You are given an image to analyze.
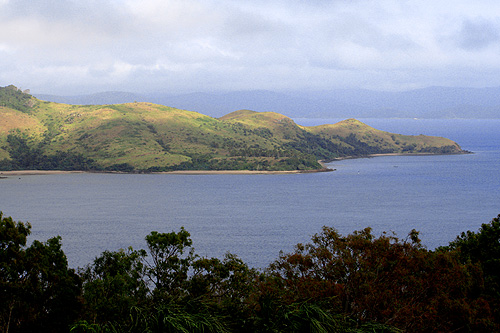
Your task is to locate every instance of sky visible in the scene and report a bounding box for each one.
[1,0,500,95]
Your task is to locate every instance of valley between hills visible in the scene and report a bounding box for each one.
[0,85,467,172]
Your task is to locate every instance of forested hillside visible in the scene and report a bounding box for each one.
[0,85,466,172]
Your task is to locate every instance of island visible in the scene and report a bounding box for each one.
[0,85,467,173]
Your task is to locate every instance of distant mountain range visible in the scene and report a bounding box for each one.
[35,86,500,119]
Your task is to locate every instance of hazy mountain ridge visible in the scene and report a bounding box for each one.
[35,86,500,119]
[1,85,465,172]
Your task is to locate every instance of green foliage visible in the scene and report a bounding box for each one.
[148,152,323,172]
[0,211,30,261]
[23,237,82,331]
[339,133,392,155]
[72,303,231,333]
[285,130,393,160]
[0,212,82,332]
[418,145,463,154]
[0,89,465,171]
[4,210,500,331]
[190,253,257,302]
[0,85,35,113]
[443,215,500,285]
[127,304,230,333]
[1,134,100,171]
[252,296,401,332]
[189,253,258,329]
[103,163,135,172]
[440,214,500,323]
[75,227,255,331]
[144,228,195,297]
[79,247,148,324]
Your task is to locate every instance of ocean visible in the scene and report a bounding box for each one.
[1,118,499,269]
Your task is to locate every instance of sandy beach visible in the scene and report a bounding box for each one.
[0,168,333,177]
[159,168,333,175]
[1,153,470,177]
[1,153,469,177]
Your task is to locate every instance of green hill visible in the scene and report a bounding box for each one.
[0,85,466,172]
[307,118,463,154]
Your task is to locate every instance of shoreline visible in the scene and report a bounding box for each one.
[0,168,334,177]
[328,151,471,162]
[0,170,87,176]
[0,152,468,177]
[154,168,333,175]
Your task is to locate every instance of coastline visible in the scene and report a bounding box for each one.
[329,151,471,162]
[0,170,87,176]
[0,152,468,177]
[0,168,334,177]
[154,168,333,175]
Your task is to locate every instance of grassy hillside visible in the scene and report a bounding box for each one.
[0,85,466,172]
[307,118,462,154]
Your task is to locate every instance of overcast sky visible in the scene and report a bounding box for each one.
[2,0,500,95]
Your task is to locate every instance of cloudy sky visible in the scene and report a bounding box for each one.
[1,0,500,95]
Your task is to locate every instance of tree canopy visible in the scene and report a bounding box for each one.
[1,211,500,332]
[0,212,81,332]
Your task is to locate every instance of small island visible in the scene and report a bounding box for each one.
[0,85,467,173]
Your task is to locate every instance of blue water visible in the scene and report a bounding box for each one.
[1,119,499,269]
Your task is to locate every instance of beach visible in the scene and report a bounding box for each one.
[0,168,333,177]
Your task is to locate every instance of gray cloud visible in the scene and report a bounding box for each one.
[456,18,500,50]
[2,0,500,95]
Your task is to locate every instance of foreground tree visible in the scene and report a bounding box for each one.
[440,214,500,325]
[0,212,81,332]
[75,228,240,332]
[189,253,258,330]
[144,227,196,299]
[0,212,31,332]
[264,226,494,332]
[4,210,500,331]
[79,247,148,325]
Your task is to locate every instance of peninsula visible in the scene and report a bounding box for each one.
[0,85,466,173]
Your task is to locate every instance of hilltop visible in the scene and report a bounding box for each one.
[0,85,466,172]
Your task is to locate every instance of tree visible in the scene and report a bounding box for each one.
[76,229,237,332]
[0,212,31,332]
[23,237,82,331]
[189,253,258,330]
[444,214,500,294]
[265,226,493,332]
[441,214,500,323]
[0,212,81,332]
[144,227,195,299]
[79,247,148,325]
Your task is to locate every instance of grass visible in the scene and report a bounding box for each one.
[0,88,466,171]
[307,118,461,154]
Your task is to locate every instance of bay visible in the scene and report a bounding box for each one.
[1,119,499,269]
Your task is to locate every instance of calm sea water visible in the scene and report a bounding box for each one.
[1,119,499,269]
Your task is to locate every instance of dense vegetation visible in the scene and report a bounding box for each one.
[0,85,35,113]
[2,211,500,332]
[0,134,100,171]
[0,85,466,172]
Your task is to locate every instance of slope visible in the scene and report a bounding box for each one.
[307,118,463,155]
[0,85,466,172]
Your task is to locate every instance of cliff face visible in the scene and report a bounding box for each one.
[0,86,466,172]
